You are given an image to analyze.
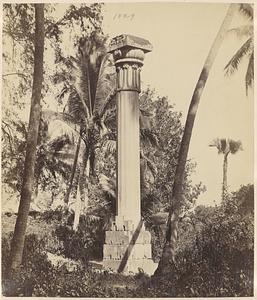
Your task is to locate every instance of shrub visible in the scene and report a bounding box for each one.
[55,214,105,262]
[2,234,53,296]
[1,233,143,297]
[136,185,254,297]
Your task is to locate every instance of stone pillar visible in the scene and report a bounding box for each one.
[110,34,152,229]
[103,35,156,275]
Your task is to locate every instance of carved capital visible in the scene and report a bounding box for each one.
[116,62,141,92]
[113,48,145,66]
[113,49,143,92]
[108,34,152,92]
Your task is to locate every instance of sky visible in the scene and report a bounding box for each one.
[102,2,254,206]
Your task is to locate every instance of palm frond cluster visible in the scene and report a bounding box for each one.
[209,138,242,155]
[224,4,253,94]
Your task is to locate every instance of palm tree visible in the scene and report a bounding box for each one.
[224,4,253,94]
[8,3,44,272]
[209,138,242,200]
[52,30,116,230]
[155,4,237,276]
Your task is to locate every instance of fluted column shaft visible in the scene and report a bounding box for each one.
[109,35,152,229]
[113,49,144,228]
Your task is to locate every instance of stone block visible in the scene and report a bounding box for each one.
[105,231,130,245]
[103,226,155,275]
[104,229,151,245]
[103,243,152,260]
[103,258,158,276]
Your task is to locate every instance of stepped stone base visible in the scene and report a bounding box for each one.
[103,220,157,275]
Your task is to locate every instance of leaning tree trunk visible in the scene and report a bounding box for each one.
[222,152,229,201]
[155,4,237,276]
[8,4,44,272]
[64,135,82,205]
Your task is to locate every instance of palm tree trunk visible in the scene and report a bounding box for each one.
[155,4,237,276]
[73,147,89,231]
[73,180,82,232]
[64,135,82,204]
[82,158,90,212]
[8,4,44,273]
[222,152,229,201]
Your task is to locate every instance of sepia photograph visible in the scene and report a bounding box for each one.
[1,1,255,297]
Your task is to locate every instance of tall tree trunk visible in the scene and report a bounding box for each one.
[222,152,229,201]
[73,180,82,232]
[73,147,89,231]
[155,4,237,276]
[8,4,44,272]
[64,135,82,204]
[82,158,90,212]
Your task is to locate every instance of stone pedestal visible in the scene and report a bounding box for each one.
[103,35,156,275]
[103,221,157,275]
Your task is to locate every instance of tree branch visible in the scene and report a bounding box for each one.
[2,72,29,79]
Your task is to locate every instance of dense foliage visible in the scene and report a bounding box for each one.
[139,185,254,297]
[2,185,253,297]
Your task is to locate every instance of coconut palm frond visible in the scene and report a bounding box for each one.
[94,52,109,84]
[239,4,253,20]
[228,25,253,39]
[95,73,114,110]
[41,110,79,128]
[75,57,92,117]
[48,119,79,143]
[99,174,116,198]
[94,55,116,116]
[220,138,229,153]
[60,112,81,127]
[229,139,242,154]
[246,52,254,95]
[209,138,227,154]
[98,87,116,119]
[57,85,70,104]
[100,108,116,133]
[209,138,219,148]
[66,88,86,121]
[78,33,108,116]
[210,138,242,155]
[224,37,252,75]
[73,38,94,117]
